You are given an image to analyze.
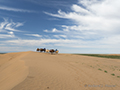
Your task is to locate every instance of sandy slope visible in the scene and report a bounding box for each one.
[0,52,29,90]
[0,51,120,90]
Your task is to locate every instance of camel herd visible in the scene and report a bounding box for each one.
[36,48,59,54]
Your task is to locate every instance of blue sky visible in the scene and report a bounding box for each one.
[0,0,120,53]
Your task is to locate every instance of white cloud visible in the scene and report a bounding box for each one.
[53,35,59,38]
[0,18,25,38]
[8,31,14,35]
[3,39,77,46]
[0,18,8,30]
[0,18,24,32]
[0,44,5,45]
[44,28,62,33]
[44,0,120,50]
[5,26,19,31]
[53,35,67,38]
[52,28,60,32]
[59,35,67,38]
[0,6,35,13]
[25,34,42,37]
[1,37,120,53]
[43,29,49,32]
[45,0,120,32]
[0,34,15,38]
[15,22,24,27]
[79,0,102,6]
[44,10,67,19]
[2,37,120,49]
[71,4,91,15]
[0,30,15,39]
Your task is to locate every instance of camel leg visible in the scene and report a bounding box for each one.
[51,52,52,54]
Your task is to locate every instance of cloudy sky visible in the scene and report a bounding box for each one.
[0,0,120,53]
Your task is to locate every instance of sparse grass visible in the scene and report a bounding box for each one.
[90,65,94,68]
[75,54,120,59]
[104,70,108,73]
[112,68,115,71]
[117,76,120,78]
[111,73,115,76]
[114,66,118,68]
[97,64,100,66]
[98,68,102,71]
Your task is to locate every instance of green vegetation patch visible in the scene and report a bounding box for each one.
[117,76,120,78]
[104,70,108,73]
[98,68,102,71]
[90,65,94,68]
[75,54,120,59]
[111,73,115,76]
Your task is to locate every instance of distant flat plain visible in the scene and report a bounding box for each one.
[75,54,120,59]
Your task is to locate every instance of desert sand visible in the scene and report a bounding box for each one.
[0,51,120,90]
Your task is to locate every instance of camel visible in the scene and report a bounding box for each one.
[37,48,58,54]
[46,49,49,53]
[55,49,59,54]
[49,49,55,54]
[36,48,40,51]
[49,49,59,54]
[40,48,46,52]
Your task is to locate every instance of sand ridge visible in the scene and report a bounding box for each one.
[0,51,120,90]
[0,51,30,90]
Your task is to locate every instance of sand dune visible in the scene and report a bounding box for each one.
[0,52,29,90]
[0,51,120,90]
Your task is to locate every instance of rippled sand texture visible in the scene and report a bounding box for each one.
[0,51,120,90]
